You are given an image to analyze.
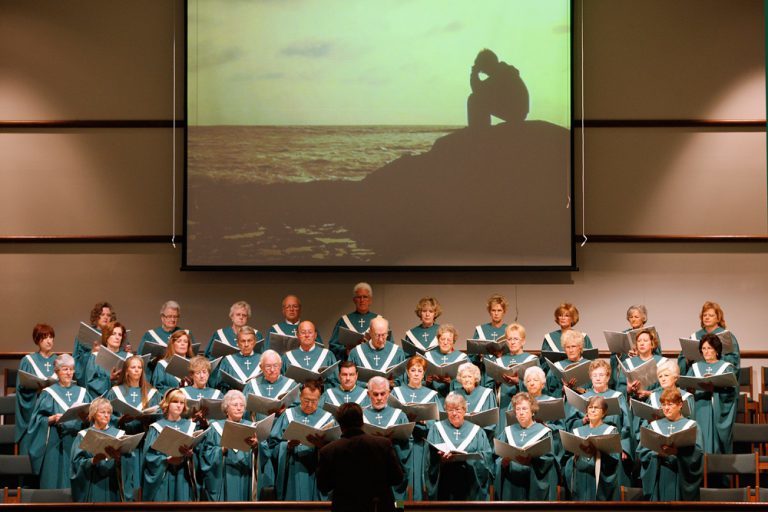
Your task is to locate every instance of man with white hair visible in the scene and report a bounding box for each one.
[364,376,410,502]
[138,300,194,356]
[328,282,386,361]
[350,316,405,386]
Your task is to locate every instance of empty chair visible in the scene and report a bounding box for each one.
[620,486,647,501]
[699,486,751,502]
[0,454,34,490]
[737,367,757,423]
[20,487,72,503]
[703,452,759,488]
[3,369,17,397]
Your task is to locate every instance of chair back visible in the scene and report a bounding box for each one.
[699,486,751,502]
[20,488,72,503]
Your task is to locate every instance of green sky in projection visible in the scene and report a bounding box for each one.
[188,0,570,127]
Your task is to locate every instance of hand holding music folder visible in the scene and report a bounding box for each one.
[246,385,300,416]
[559,430,622,457]
[221,414,275,451]
[151,426,208,457]
[80,430,144,458]
[493,436,552,460]
[361,421,415,441]
[639,424,697,454]
[283,421,341,448]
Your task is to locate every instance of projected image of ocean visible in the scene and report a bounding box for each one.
[188,125,457,185]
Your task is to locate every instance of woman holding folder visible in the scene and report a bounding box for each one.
[83,322,131,398]
[484,323,538,411]
[562,396,621,501]
[638,388,703,500]
[151,330,194,396]
[424,325,468,399]
[70,398,137,502]
[198,390,260,501]
[142,388,199,501]
[494,392,558,500]
[678,301,740,376]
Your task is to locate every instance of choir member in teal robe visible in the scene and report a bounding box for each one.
[70,398,135,502]
[607,305,662,393]
[454,362,498,442]
[470,294,509,378]
[104,355,160,500]
[137,300,194,359]
[425,392,492,500]
[320,361,370,410]
[402,296,442,355]
[73,302,115,386]
[484,323,538,410]
[350,317,405,387]
[284,321,338,388]
[678,301,741,377]
[638,388,703,501]
[151,330,194,396]
[648,360,695,421]
[545,329,590,399]
[199,390,259,501]
[268,294,323,349]
[142,388,199,502]
[182,355,224,429]
[541,303,594,376]
[328,282,383,361]
[204,300,263,358]
[686,334,737,454]
[391,356,440,500]
[28,354,92,489]
[243,349,297,499]
[364,376,411,501]
[563,396,621,501]
[269,381,336,501]
[215,326,263,393]
[424,324,468,398]
[494,393,558,501]
[83,322,130,398]
[15,323,58,455]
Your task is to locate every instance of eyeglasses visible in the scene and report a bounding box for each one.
[353,295,371,300]
[301,398,319,404]
[262,364,281,370]
[162,314,180,319]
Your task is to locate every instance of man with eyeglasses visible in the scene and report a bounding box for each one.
[244,349,298,500]
[284,321,339,388]
[350,317,405,388]
[268,295,323,347]
[328,282,387,362]
[137,300,195,356]
[268,380,335,500]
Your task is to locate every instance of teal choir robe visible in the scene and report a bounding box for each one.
[268,320,323,348]
[181,386,223,426]
[15,352,58,455]
[104,384,160,500]
[28,383,91,488]
[545,356,589,398]
[623,354,667,448]
[424,349,467,398]
[540,330,594,380]
[283,345,338,388]
[84,349,131,398]
[454,385,498,442]
[198,418,255,501]
[328,311,380,361]
[687,359,737,453]
[320,384,370,409]
[363,405,410,501]
[403,323,439,354]
[244,374,297,499]
[204,326,265,358]
[391,384,440,501]
[350,341,405,386]
[678,326,741,376]
[608,327,663,393]
[638,417,703,501]
[471,322,507,378]
[142,418,198,501]
[494,422,558,500]
[151,358,184,397]
[564,423,621,501]
[270,406,336,500]
[70,425,133,502]
[215,352,262,393]
[73,325,101,386]
[425,419,492,501]
[484,352,537,410]
[498,394,567,466]
[137,326,191,357]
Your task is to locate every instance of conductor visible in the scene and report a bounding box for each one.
[317,403,404,512]
[467,48,529,128]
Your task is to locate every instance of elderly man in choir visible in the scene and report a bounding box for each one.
[363,376,410,501]
[320,361,370,410]
[283,320,338,388]
[269,294,323,346]
[350,316,405,387]
[244,348,298,499]
[213,325,262,392]
[328,282,386,361]
[269,380,336,500]
[137,300,194,355]
[425,392,492,500]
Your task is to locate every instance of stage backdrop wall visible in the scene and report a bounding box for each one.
[0,0,766,379]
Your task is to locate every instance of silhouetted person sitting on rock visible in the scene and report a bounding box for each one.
[467,49,529,128]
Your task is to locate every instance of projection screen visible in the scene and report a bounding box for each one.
[186,0,573,269]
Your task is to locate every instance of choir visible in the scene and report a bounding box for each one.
[12,285,747,503]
